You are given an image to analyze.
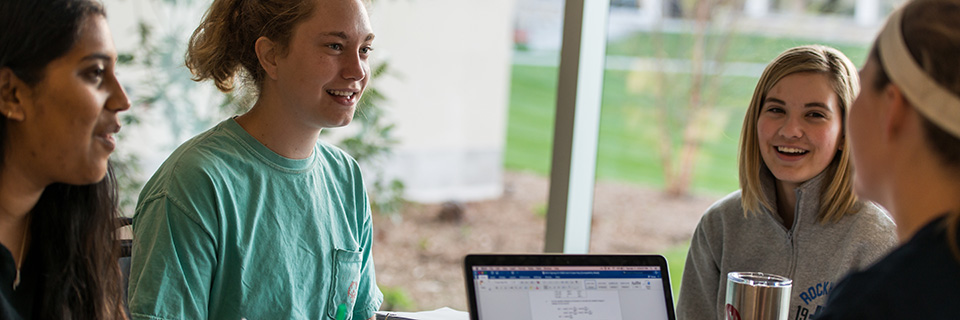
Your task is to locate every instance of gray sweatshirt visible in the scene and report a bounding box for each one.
[676,170,897,320]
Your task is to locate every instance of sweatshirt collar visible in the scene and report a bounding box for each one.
[759,165,829,225]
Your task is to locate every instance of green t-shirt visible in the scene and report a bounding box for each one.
[129,119,382,320]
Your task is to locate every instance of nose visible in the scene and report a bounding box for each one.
[779,114,803,139]
[106,73,131,113]
[341,52,367,81]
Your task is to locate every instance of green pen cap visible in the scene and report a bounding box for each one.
[335,303,347,320]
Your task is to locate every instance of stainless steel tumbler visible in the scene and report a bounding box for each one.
[724,272,792,320]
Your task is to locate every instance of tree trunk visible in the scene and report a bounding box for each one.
[661,0,743,197]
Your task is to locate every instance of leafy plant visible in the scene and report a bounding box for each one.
[379,286,418,311]
[113,0,230,214]
[533,203,548,218]
[324,61,407,216]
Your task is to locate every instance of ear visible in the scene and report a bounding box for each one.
[255,36,280,81]
[882,84,910,141]
[0,68,26,121]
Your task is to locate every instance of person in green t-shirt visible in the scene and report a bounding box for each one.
[127,0,382,319]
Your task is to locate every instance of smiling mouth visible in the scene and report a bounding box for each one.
[94,122,121,151]
[95,132,116,151]
[327,89,357,99]
[777,146,809,155]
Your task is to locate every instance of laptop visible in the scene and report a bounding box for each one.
[464,254,676,320]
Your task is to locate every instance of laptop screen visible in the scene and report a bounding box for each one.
[469,264,672,320]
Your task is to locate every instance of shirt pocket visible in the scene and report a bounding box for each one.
[326,248,363,320]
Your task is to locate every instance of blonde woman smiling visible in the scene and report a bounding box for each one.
[677,45,897,320]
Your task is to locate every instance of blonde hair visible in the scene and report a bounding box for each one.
[185,0,317,92]
[738,45,861,223]
[871,0,960,261]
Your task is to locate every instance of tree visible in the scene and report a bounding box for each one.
[649,0,745,196]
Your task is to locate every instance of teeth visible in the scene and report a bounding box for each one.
[328,90,353,97]
[777,146,807,154]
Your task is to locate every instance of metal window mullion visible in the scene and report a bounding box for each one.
[544,0,609,254]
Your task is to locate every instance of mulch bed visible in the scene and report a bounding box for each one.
[372,171,720,311]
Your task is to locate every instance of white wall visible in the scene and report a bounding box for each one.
[102,0,516,204]
[368,0,516,202]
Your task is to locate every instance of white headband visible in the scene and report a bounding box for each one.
[878,6,960,139]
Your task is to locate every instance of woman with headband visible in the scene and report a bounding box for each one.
[817,0,960,318]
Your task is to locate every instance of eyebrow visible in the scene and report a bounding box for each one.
[80,53,114,62]
[322,32,376,42]
[764,97,786,105]
[764,97,831,110]
[803,102,830,109]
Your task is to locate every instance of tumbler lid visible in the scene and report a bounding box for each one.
[727,272,793,287]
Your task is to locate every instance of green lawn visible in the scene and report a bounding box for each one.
[605,31,870,66]
[504,31,871,299]
[662,241,691,302]
[504,64,751,194]
[505,31,870,195]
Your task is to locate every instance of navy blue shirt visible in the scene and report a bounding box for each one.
[817,215,960,319]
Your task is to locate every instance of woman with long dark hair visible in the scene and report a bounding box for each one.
[0,0,131,318]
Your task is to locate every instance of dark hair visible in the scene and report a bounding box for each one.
[870,1,960,169]
[0,0,125,318]
[870,0,960,261]
[185,0,318,92]
[31,168,124,319]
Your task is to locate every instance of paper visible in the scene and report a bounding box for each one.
[375,307,469,320]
